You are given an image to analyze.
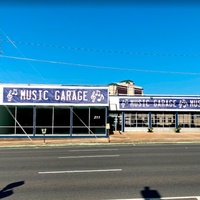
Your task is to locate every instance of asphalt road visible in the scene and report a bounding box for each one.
[1,144,200,200]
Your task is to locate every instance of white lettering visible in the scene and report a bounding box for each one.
[129,99,149,107]
[83,91,87,101]
[154,99,176,107]
[53,90,88,102]
[32,90,37,100]
[20,90,26,100]
[54,91,60,100]
[43,90,48,100]
[72,90,76,101]
[77,91,82,101]
[26,90,31,100]
[190,100,200,107]
[38,90,43,100]
[61,91,65,101]
[66,91,71,100]
[20,89,49,101]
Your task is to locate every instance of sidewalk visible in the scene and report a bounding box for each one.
[1,131,200,147]
[110,131,200,143]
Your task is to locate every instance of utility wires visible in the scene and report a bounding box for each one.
[0,29,46,83]
[2,39,200,57]
[1,54,200,75]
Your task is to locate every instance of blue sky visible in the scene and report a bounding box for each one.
[1,0,200,95]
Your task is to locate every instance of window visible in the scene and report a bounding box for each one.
[0,106,15,134]
[72,107,89,134]
[124,112,148,127]
[193,114,200,127]
[90,108,105,126]
[152,112,175,127]
[73,108,89,126]
[16,106,33,134]
[178,113,200,128]
[168,118,172,123]
[36,107,52,134]
[137,113,148,127]
[54,107,70,134]
[178,113,191,127]
[134,88,143,95]
[89,108,106,135]
[117,86,127,94]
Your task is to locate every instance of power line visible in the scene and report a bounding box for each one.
[0,30,46,82]
[2,39,200,57]
[1,54,200,75]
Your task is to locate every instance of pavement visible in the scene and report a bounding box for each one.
[1,131,200,147]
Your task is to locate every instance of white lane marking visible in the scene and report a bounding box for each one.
[162,197,200,199]
[38,169,122,174]
[69,149,118,152]
[107,196,200,200]
[58,155,120,159]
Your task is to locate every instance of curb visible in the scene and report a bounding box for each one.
[1,141,200,148]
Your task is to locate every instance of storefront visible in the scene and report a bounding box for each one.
[109,96,200,132]
[0,84,109,138]
[1,84,200,137]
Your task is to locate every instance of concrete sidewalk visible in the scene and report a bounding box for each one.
[1,131,200,147]
[110,131,200,143]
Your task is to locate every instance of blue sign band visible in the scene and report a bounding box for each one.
[119,98,200,110]
[3,87,108,105]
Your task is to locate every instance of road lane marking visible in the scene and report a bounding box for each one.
[107,196,200,200]
[38,169,122,174]
[58,155,120,158]
[69,149,118,152]
[162,197,200,200]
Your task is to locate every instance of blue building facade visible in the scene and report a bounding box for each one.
[0,84,109,138]
[109,96,200,132]
[1,83,200,138]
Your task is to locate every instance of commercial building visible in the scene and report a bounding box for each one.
[109,80,200,133]
[0,84,109,138]
[0,80,200,138]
